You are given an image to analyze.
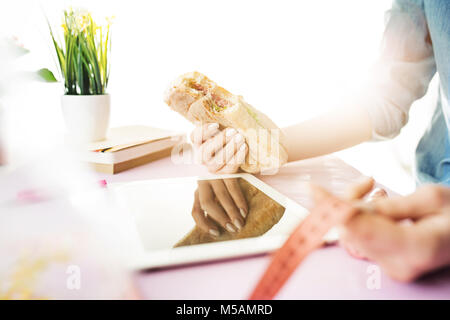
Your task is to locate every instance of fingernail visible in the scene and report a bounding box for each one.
[240,208,247,219]
[209,229,220,237]
[208,123,219,131]
[233,219,243,230]
[225,223,236,233]
[226,128,237,137]
[235,134,243,143]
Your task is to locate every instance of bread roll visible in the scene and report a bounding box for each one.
[164,72,288,173]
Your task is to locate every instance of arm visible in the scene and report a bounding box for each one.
[190,0,435,174]
[284,0,436,163]
[282,103,373,162]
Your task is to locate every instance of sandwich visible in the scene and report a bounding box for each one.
[164,72,288,173]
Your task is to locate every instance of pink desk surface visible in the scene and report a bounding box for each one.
[96,155,450,300]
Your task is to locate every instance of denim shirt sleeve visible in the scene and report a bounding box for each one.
[364,0,437,140]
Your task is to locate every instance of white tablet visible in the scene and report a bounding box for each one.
[109,173,310,270]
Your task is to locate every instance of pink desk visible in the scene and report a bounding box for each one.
[97,155,450,300]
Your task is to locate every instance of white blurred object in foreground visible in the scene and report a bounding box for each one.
[0,151,137,299]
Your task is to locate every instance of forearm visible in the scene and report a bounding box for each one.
[282,104,373,162]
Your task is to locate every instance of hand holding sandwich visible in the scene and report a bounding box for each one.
[190,123,248,174]
[165,72,288,174]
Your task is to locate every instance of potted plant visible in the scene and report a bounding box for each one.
[47,8,113,142]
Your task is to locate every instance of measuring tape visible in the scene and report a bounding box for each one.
[249,192,360,300]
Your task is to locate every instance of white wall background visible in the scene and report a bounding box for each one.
[0,0,437,194]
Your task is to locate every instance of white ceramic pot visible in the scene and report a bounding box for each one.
[61,94,110,143]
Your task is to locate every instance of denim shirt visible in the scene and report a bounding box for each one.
[415,0,450,185]
[364,0,450,185]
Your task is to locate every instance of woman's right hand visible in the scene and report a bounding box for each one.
[333,181,450,282]
[190,123,248,174]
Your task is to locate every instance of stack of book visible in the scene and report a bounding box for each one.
[77,125,185,174]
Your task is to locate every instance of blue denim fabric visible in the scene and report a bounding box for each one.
[416,93,450,185]
[399,0,450,185]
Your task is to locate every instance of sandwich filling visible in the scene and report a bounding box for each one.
[184,78,231,113]
[177,73,260,125]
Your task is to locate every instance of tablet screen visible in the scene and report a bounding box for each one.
[111,175,307,268]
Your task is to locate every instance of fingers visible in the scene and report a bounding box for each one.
[309,184,334,205]
[372,185,450,220]
[345,177,375,201]
[223,178,248,219]
[366,188,388,202]
[341,213,404,256]
[197,180,238,233]
[310,177,374,207]
[190,123,219,147]
[411,210,450,272]
[206,131,246,173]
[340,212,417,281]
[309,183,371,259]
[339,182,450,282]
[341,242,367,260]
[209,179,245,231]
[195,179,249,236]
[191,189,220,236]
[197,128,238,170]
[342,209,450,282]
[191,124,247,174]
[216,143,248,174]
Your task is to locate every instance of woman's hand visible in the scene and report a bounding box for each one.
[191,178,248,236]
[333,181,450,282]
[191,123,248,174]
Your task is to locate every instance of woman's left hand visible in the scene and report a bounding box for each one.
[312,180,450,282]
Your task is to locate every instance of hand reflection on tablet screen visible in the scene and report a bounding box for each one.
[193,178,248,236]
[174,178,285,248]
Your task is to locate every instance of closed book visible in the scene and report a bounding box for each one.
[73,126,185,174]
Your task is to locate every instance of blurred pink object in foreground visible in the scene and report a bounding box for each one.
[0,163,136,299]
